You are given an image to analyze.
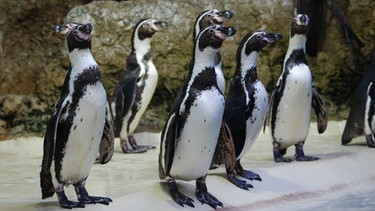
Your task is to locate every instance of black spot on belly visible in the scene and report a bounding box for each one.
[80,118,83,122]
[91,137,94,141]
[73,125,77,130]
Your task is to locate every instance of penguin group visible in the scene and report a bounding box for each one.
[40,7,339,209]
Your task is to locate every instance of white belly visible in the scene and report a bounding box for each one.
[273,65,312,148]
[170,89,225,181]
[238,82,268,159]
[59,84,106,185]
[215,63,225,94]
[120,64,158,138]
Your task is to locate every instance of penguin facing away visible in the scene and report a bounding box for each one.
[159,24,236,209]
[109,18,169,153]
[40,22,113,208]
[364,82,375,147]
[218,31,283,189]
[269,14,328,162]
[193,9,234,93]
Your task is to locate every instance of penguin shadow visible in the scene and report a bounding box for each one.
[158,181,199,209]
[35,201,60,210]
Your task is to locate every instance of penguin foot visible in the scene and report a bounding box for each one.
[237,169,262,181]
[121,141,147,153]
[195,177,223,209]
[295,155,320,161]
[76,186,112,206]
[227,172,253,190]
[234,160,262,181]
[365,135,375,148]
[274,156,292,162]
[56,191,85,209]
[167,179,194,207]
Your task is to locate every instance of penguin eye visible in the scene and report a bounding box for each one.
[256,35,262,39]
[72,30,78,35]
[209,29,215,34]
[207,14,212,18]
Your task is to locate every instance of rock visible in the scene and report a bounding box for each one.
[0,0,375,139]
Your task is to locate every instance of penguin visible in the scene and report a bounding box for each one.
[109,18,169,153]
[40,23,113,208]
[220,31,283,189]
[269,14,328,162]
[342,27,375,147]
[364,82,375,147]
[159,24,236,208]
[193,9,234,93]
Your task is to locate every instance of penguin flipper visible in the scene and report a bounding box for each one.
[98,115,115,164]
[159,112,178,179]
[312,87,328,133]
[40,95,69,199]
[112,73,137,131]
[264,88,276,133]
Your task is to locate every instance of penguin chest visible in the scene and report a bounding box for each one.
[273,64,312,147]
[122,61,158,136]
[170,89,225,181]
[60,83,106,184]
[238,82,268,159]
[214,64,225,94]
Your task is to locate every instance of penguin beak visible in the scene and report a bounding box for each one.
[81,23,93,35]
[217,10,234,19]
[264,33,283,43]
[215,25,237,40]
[211,9,234,24]
[154,21,169,29]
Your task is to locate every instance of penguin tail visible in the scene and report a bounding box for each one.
[40,170,55,199]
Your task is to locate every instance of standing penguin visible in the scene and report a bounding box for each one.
[269,14,328,162]
[159,24,236,208]
[221,31,282,189]
[193,9,234,93]
[109,19,169,153]
[342,27,375,147]
[364,82,375,147]
[40,23,113,208]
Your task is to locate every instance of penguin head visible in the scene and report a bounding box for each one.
[196,24,236,51]
[194,9,234,39]
[291,14,310,36]
[135,18,169,40]
[241,31,283,55]
[53,22,93,52]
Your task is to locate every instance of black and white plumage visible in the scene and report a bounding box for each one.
[220,31,283,189]
[40,23,113,208]
[342,27,375,147]
[159,24,236,209]
[109,18,169,153]
[364,82,375,147]
[269,14,327,162]
[193,9,234,93]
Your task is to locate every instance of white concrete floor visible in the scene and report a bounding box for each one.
[1,121,375,210]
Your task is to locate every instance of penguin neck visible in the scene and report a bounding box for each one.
[69,48,97,68]
[192,46,218,75]
[285,34,306,61]
[238,51,258,81]
[133,36,152,64]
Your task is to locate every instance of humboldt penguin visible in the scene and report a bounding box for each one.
[220,31,283,189]
[40,22,113,208]
[342,27,375,147]
[109,18,169,153]
[269,14,328,162]
[159,24,236,208]
[364,82,375,147]
[193,9,234,93]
